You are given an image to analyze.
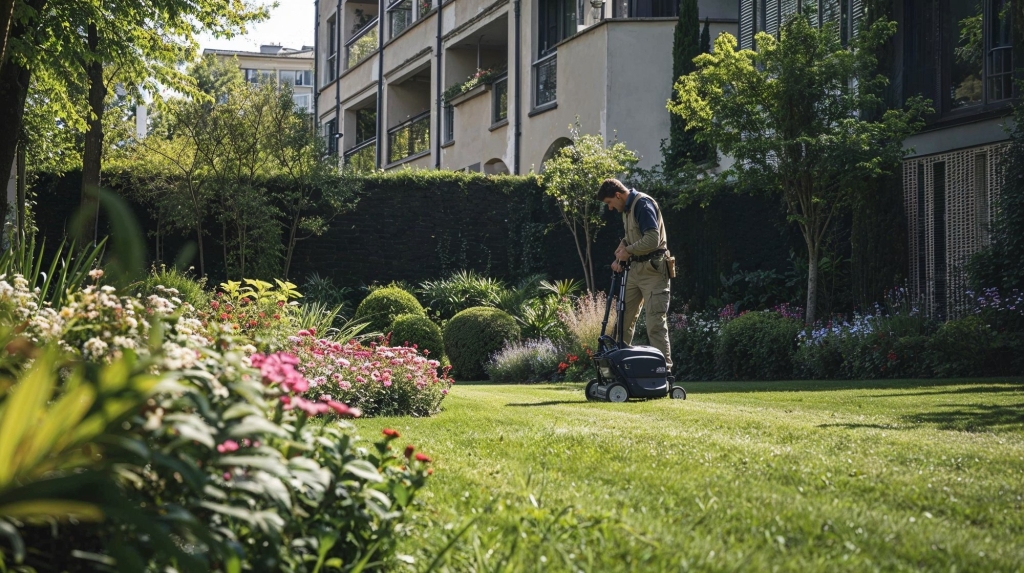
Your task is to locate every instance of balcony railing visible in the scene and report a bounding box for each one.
[533,53,557,107]
[346,20,379,69]
[387,111,430,164]
[344,138,377,172]
[388,0,412,38]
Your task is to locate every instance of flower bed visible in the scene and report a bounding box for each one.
[286,329,453,417]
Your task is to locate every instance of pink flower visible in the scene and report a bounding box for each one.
[216,440,240,453]
[284,396,329,416]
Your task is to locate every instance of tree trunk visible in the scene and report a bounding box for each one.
[0,0,15,70]
[0,0,45,206]
[805,236,819,325]
[79,23,106,245]
[284,211,300,280]
[195,222,205,277]
[0,53,31,220]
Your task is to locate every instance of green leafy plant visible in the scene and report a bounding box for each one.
[715,311,802,380]
[390,313,444,359]
[443,307,520,380]
[354,286,426,336]
[418,271,506,322]
[0,234,105,308]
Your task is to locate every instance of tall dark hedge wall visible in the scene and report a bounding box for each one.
[30,170,794,304]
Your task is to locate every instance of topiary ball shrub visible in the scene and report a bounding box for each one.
[444,306,521,380]
[390,313,445,359]
[354,286,425,335]
[715,311,802,381]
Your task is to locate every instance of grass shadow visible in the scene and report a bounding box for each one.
[686,378,1024,394]
[869,385,1024,398]
[504,400,583,407]
[900,402,1024,432]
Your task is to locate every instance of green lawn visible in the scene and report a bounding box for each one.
[355,379,1024,572]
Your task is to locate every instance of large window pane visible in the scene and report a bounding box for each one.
[950,1,983,109]
[534,54,557,106]
[388,113,430,163]
[493,76,508,123]
[903,0,937,107]
[389,0,412,37]
[347,23,379,68]
[987,0,1013,102]
[356,108,377,145]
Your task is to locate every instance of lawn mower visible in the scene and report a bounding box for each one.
[585,261,687,403]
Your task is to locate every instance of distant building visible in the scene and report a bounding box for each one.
[314,0,737,173]
[204,44,316,113]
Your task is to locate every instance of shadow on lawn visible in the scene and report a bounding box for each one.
[504,400,581,407]
[869,385,1024,398]
[688,378,1024,394]
[819,402,1024,432]
[901,402,1024,432]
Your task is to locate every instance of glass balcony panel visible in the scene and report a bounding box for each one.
[346,22,379,69]
[388,112,431,163]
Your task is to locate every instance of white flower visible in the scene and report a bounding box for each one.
[89,269,104,279]
[83,337,109,359]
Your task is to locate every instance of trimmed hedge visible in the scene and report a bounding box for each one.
[444,306,520,380]
[354,286,425,335]
[390,313,445,359]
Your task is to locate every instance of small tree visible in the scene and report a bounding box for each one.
[541,122,638,293]
[669,15,928,323]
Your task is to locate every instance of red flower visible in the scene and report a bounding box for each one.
[277,300,285,307]
[404,445,415,459]
[219,313,229,320]
[557,362,569,374]
[211,300,220,309]
[415,452,432,463]
[382,428,400,439]
[887,351,897,362]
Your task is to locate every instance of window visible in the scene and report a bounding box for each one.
[387,112,430,163]
[243,69,275,84]
[355,108,377,145]
[280,70,313,86]
[987,0,1013,102]
[293,93,312,112]
[388,0,412,38]
[325,118,339,156]
[539,0,575,56]
[932,161,947,320]
[612,0,678,17]
[975,152,990,245]
[444,104,454,143]
[903,0,1013,117]
[327,16,338,82]
[347,20,379,68]
[534,53,557,107]
[492,75,508,124]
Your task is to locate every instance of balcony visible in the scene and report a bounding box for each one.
[387,0,412,37]
[387,111,430,164]
[344,138,377,172]
[346,20,379,69]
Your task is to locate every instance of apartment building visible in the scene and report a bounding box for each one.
[314,0,737,172]
[204,45,316,112]
[738,0,1015,318]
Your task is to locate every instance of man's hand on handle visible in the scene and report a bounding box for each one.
[614,242,630,262]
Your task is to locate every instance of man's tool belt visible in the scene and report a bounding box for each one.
[631,249,667,263]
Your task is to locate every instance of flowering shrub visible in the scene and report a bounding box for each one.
[0,268,437,570]
[285,330,452,417]
[485,338,562,383]
[668,310,721,381]
[204,278,302,345]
